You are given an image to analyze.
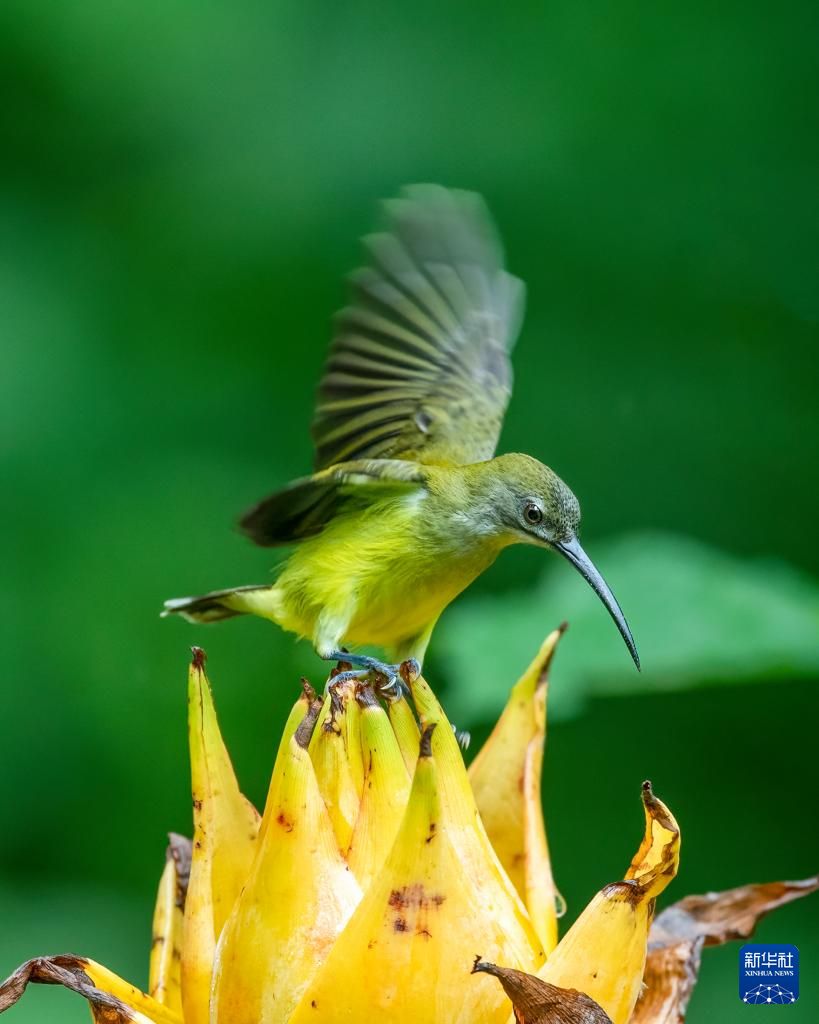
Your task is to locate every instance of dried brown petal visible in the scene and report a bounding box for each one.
[0,955,174,1022]
[650,875,819,948]
[631,876,819,1024]
[472,957,613,1024]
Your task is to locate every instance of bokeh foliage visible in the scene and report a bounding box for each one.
[1,2,817,1021]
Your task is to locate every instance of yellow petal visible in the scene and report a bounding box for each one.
[535,782,680,1024]
[342,679,365,798]
[148,835,189,1012]
[211,704,361,1024]
[259,680,318,841]
[387,688,421,775]
[469,629,563,953]
[288,723,544,1024]
[624,783,680,895]
[411,672,547,951]
[308,681,362,851]
[84,961,185,1023]
[346,685,412,890]
[183,649,260,1024]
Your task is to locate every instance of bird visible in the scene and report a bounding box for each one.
[163,185,639,693]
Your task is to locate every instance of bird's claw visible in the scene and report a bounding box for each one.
[323,651,417,703]
[372,672,404,703]
[327,668,371,688]
[453,724,471,750]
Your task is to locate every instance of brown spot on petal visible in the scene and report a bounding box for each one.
[535,622,567,686]
[601,879,643,906]
[388,885,445,910]
[355,684,379,709]
[418,723,436,758]
[640,780,677,833]
[295,699,323,748]
[399,659,419,685]
[388,884,446,939]
[324,685,345,734]
[276,812,294,832]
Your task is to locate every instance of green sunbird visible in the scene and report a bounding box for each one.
[164,185,639,689]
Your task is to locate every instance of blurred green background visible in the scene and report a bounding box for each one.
[2,2,817,1021]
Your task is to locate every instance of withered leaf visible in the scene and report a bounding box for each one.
[0,956,139,1022]
[631,875,819,1024]
[472,957,613,1024]
[649,875,819,948]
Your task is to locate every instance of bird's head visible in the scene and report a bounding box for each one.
[473,453,640,669]
[482,453,581,547]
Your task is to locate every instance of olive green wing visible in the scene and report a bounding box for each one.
[239,459,429,547]
[311,185,525,470]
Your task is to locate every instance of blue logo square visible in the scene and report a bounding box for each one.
[739,944,799,1004]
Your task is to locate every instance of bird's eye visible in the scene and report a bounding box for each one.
[523,503,543,525]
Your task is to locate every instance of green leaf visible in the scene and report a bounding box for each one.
[438,531,819,725]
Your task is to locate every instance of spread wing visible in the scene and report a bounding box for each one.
[239,459,429,547]
[311,185,525,470]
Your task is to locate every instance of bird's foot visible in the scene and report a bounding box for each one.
[452,725,471,751]
[323,652,420,703]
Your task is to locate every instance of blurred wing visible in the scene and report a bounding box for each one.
[312,185,525,470]
[239,458,429,546]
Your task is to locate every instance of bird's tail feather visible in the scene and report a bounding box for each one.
[161,584,271,624]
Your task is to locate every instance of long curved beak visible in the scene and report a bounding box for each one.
[553,536,640,670]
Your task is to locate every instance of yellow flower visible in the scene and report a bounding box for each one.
[1,632,816,1024]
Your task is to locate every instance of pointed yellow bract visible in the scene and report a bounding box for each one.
[148,852,184,1013]
[183,650,260,1024]
[80,960,184,1024]
[343,682,365,799]
[288,723,544,1024]
[469,629,563,953]
[410,673,546,956]
[259,681,317,841]
[534,782,680,1024]
[388,690,422,775]
[3,640,725,1024]
[211,712,361,1024]
[346,686,412,890]
[308,682,362,851]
